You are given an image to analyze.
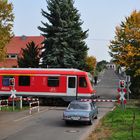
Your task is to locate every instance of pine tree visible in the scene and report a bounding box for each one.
[17,41,40,68]
[38,0,88,69]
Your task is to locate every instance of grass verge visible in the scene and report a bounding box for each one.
[86,100,140,140]
[0,106,29,112]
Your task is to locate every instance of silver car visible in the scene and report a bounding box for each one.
[63,100,98,125]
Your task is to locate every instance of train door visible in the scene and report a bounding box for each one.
[67,76,77,96]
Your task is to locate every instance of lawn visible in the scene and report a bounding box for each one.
[0,105,29,112]
[87,100,140,140]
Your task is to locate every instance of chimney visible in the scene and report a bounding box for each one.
[21,35,27,40]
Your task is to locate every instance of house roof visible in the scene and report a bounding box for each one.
[6,35,44,54]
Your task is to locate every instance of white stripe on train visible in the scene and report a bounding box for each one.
[0,91,93,97]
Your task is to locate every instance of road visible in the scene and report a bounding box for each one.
[0,69,119,140]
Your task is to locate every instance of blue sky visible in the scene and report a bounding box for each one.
[9,0,140,62]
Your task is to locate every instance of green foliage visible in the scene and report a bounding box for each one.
[0,0,14,61]
[17,41,40,68]
[0,106,29,112]
[96,60,108,73]
[38,0,88,69]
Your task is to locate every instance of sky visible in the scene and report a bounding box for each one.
[9,0,140,62]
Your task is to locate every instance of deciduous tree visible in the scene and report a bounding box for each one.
[85,56,96,73]
[109,10,140,97]
[109,10,140,76]
[0,0,14,60]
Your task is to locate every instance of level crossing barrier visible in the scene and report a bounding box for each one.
[80,99,117,102]
[8,97,39,102]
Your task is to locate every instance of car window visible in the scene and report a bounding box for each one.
[68,102,90,110]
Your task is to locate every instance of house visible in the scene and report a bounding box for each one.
[0,35,44,68]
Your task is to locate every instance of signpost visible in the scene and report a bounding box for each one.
[9,78,16,111]
[10,89,16,111]
[118,80,127,109]
[125,75,131,100]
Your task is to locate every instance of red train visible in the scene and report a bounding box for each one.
[0,68,96,102]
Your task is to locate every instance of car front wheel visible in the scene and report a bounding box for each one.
[88,118,93,125]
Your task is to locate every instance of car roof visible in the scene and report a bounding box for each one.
[70,100,92,104]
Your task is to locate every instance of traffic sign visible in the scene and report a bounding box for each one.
[119,91,126,101]
[119,80,126,89]
[10,89,16,98]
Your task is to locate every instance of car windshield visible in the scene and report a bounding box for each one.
[68,102,90,110]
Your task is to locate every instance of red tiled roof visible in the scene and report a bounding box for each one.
[6,35,44,54]
[0,35,44,68]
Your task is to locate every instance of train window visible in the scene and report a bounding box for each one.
[2,76,13,86]
[68,77,76,88]
[19,76,30,86]
[79,77,87,88]
[48,76,59,87]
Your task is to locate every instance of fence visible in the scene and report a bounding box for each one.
[29,100,40,115]
[0,97,39,114]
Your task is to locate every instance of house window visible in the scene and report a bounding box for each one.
[7,54,17,59]
[48,76,59,87]
[79,77,87,88]
[19,76,30,86]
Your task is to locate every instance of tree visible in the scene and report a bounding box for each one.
[17,41,40,68]
[38,0,88,69]
[109,10,140,76]
[85,56,96,73]
[96,60,108,73]
[0,0,14,61]
[109,10,140,97]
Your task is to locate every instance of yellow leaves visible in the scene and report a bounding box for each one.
[85,56,97,73]
[135,69,140,76]
[0,0,14,60]
[109,10,140,76]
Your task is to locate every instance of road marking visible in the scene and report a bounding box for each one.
[14,115,31,122]
[14,108,49,122]
[13,107,64,122]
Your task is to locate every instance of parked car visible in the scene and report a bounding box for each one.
[63,100,98,125]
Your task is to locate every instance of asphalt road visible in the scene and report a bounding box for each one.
[0,69,119,140]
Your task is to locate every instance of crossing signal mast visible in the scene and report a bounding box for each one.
[9,78,16,111]
[118,80,127,109]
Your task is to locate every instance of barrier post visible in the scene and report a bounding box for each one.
[29,102,31,115]
[0,100,1,111]
[29,99,39,115]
